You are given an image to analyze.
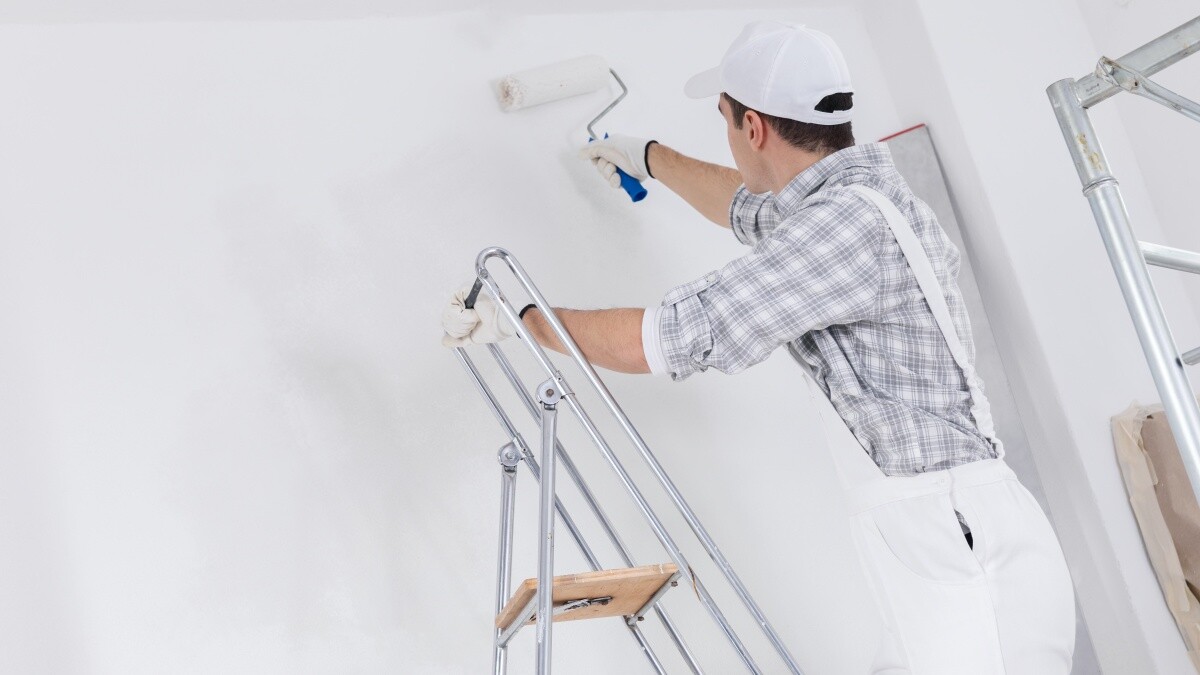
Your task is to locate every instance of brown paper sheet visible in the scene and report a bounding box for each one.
[1113,402,1200,672]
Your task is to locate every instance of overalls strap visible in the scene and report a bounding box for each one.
[846,184,1002,453]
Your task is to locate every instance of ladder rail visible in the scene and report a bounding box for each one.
[535,382,561,674]
[471,246,802,674]
[455,349,605,570]
[494,444,518,675]
[1046,13,1200,513]
[453,348,668,674]
[487,344,703,674]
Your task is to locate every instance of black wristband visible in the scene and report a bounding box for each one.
[644,140,659,179]
[518,303,538,320]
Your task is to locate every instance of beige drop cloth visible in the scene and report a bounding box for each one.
[1112,403,1200,672]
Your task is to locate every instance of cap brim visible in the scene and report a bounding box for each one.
[684,67,722,99]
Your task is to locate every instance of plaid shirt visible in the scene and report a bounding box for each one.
[647,142,1000,476]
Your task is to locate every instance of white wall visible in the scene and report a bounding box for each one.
[0,8,909,674]
[5,1,1198,673]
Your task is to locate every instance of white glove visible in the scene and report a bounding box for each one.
[579,134,655,188]
[441,284,517,348]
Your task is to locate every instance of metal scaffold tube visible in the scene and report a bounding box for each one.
[1046,14,1200,512]
[1140,242,1200,275]
[1074,16,1200,108]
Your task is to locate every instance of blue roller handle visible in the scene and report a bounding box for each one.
[589,134,647,203]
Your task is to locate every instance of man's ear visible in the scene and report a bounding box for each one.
[745,110,768,150]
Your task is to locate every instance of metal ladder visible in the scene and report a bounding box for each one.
[1046,15,1200,509]
[451,247,804,674]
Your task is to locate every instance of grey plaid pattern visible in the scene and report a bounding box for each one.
[657,142,1000,476]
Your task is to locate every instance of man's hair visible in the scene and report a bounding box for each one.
[722,92,855,155]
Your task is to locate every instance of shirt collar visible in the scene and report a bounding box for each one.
[772,142,895,215]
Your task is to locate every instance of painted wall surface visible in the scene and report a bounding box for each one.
[0,8,910,674]
[4,1,1198,673]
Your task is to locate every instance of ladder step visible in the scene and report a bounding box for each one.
[495,563,679,632]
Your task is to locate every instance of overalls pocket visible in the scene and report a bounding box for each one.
[864,492,986,585]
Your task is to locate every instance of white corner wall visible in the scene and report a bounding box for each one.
[4,1,1199,673]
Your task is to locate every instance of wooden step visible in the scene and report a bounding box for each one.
[495,563,680,631]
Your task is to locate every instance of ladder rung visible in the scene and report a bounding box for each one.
[494,563,679,633]
[1182,346,1200,366]
[1140,241,1200,275]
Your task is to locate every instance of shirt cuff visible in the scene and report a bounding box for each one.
[655,273,721,381]
[641,305,669,376]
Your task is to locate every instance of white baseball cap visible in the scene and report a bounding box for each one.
[684,21,853,125]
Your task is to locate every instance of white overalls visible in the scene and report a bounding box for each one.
[802,185,1077,674]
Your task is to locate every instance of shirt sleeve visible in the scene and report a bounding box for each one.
[658,192,884,381]
[641,305,670,376]
[729,185,781,246]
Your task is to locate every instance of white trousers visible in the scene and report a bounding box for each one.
[846,458,1077,674]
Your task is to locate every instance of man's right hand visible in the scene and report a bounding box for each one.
[441,284,516,348]
[580,134,656,188]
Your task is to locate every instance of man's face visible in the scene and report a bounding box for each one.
[719,95,766,192]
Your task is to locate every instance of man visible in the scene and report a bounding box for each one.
[444,21,1076,674]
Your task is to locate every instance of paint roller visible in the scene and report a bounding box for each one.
[496,55,648,204]
[462,57,646,310]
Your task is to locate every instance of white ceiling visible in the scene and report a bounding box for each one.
[0,0,850,24]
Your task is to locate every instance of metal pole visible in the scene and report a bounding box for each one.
[536,379,562,675]
[1140,241,1200,275]
[488,345,704,674]
[630,624,669,674]
[1183,346,1200,367]
[1074,16,1200,108]
[454,349,671,673]
[1095,57,1200,123]
[1048,78,1200,508]
[494,443,521,675]
[474,248,788,673]
[497,596,539,649]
